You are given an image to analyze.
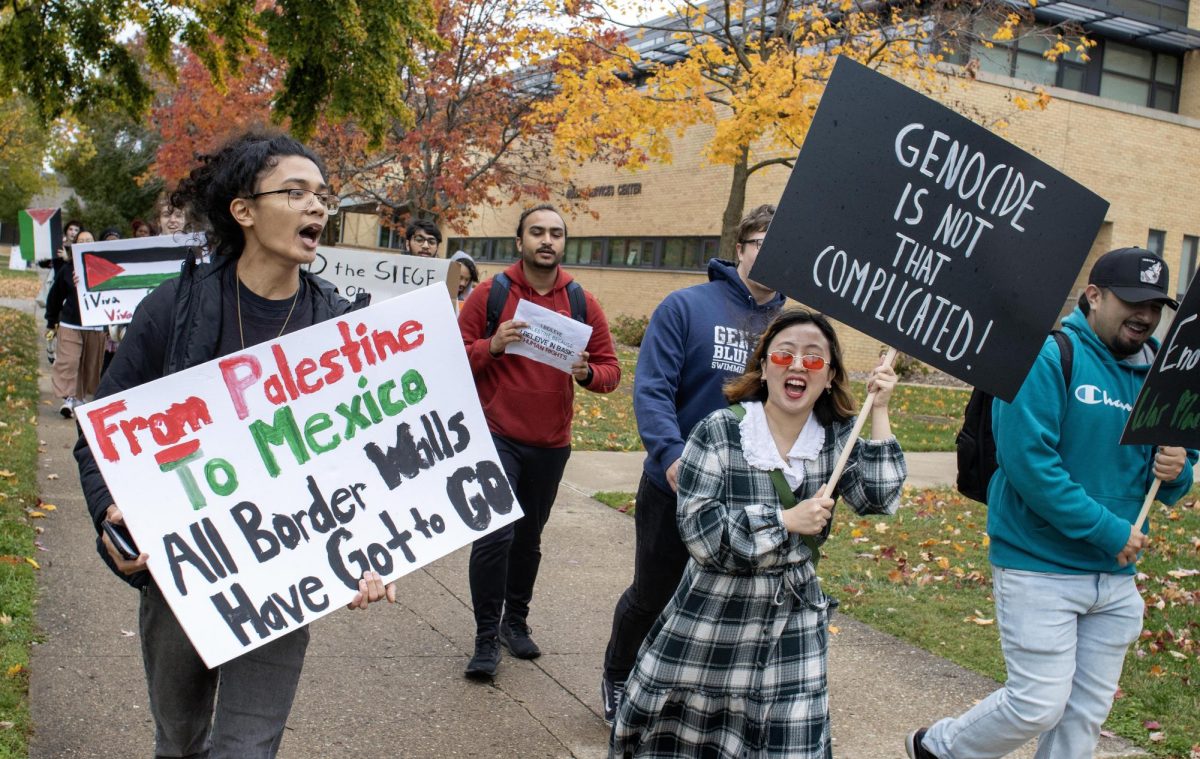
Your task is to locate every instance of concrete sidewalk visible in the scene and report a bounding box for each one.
[16,298,1143,757]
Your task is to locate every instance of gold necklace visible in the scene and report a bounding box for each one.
[237,275,300,350]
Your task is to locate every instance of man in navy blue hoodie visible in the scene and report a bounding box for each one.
[600,204,786,722]
[907,248,1195,759]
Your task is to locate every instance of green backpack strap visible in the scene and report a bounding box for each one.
[729,404,821,568]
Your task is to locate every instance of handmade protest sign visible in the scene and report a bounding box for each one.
[12,208,61,270]
[304,246,453,302]
[1122,279,1200,450]
[75,286,521,667]
[73,235,199,327]
[751,57,1108,401]
[506,299,593,374]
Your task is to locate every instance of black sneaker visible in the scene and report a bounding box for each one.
[601,676,625,725]
[905,728,938,759]
[464,635,500,680]
[499,619,541,659]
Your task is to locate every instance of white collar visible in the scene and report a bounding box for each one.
[738,401,825,489]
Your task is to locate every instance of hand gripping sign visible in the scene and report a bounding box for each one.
[76,286,521,667]
[750,57,1109,494]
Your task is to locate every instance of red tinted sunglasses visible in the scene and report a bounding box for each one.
[767,351,827,371]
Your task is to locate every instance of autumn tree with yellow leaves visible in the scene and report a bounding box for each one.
[542,0,1089,256]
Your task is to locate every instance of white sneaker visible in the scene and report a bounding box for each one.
[60,397,77,419]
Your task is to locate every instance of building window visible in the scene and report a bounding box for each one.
[1147,229,1166,256]
[379,224,404,250]
[955,23,1181,113]
[446,236,715,270]
[1180,235,1198,298]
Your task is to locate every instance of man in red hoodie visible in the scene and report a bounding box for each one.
[458,204,621,679]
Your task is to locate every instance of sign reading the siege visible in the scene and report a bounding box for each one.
[1122,278,1200,448]
[304,246,451,302]
[76,287,520,667]
[751,57,1109,401]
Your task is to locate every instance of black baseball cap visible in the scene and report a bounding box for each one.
[1088,247,1178,309]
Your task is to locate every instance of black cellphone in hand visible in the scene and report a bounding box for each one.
[102,520,139,561]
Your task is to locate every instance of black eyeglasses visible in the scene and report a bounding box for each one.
[410,235,440,247]
[249,188,340,215]
[740,238,765,250]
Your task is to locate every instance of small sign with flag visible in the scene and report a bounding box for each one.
[12,208,61,270]
[74,234,200,327]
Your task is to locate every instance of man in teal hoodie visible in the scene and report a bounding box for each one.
[908,248,1194,759]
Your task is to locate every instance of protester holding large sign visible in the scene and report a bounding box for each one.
[73,132,406,759]
[458,204,621,680]
[611,308,905,758]
[907,248,1194,759]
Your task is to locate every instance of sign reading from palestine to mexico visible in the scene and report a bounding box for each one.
[76,286,521,667]
[750,57,1109,402]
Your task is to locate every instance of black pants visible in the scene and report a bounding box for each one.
[468,434,571,637]
[602,472,691,683]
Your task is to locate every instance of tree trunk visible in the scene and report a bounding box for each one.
[719,145,751,260]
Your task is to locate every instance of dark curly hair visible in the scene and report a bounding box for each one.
[170,131,326,259]
[723,307,856,426]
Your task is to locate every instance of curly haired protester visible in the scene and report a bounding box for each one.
[610,307,906,758]
[906,248,1195,759]
[74,131,395,759]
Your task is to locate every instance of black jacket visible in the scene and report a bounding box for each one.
[73,254,369,586]
[45,259,82,328]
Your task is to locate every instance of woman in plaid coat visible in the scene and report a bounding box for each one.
[610,308,906,758]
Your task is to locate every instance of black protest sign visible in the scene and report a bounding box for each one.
[750,57,1108,401]
[1122,278,1200,448]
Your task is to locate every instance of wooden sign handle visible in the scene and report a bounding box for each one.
[821,347,898,497]
[1133,478,1161,532]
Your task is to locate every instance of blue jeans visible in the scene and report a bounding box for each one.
[923,566,1143,759]
[140,582,309,758]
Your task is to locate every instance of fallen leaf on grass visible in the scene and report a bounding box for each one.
[25,557,40,570]
[27,511,45,518]
[0,613,10,625]
[1167,568,1200,579]
[0,470,13,478]
[1149,732,1164,742]
[5,664,23,678]
[1144,720,1162,729]
[963,611,994,625]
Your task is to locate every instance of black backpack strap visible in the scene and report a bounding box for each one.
[1051,330,1074,389]
[566,280,588,324]
[484,272,512,338]
[729,403,821,568]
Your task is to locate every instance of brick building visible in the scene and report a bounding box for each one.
[338,0,1200,370]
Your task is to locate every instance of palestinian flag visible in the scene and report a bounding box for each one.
[77,235,194,292]
[17,208,61,267]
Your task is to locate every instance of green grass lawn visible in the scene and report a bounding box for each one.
[572,345,969,452]
[0,307,40,757]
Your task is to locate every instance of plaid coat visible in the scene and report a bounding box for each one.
[610,408,906,758]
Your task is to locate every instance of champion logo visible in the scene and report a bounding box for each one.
[1140,259,1163,285]
[1074,384,1133,412]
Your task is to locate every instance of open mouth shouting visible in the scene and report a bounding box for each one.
[783,376,808,400]
[298,222,324,251]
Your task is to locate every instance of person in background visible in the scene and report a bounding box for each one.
[157,193,189,237]
[130,218,154,237]
[449,250,479,310]
[99,227,121,242]
[457,204,621,680]
[405,218,441,257]
[45,229,107,417]
[611,307,905,758]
